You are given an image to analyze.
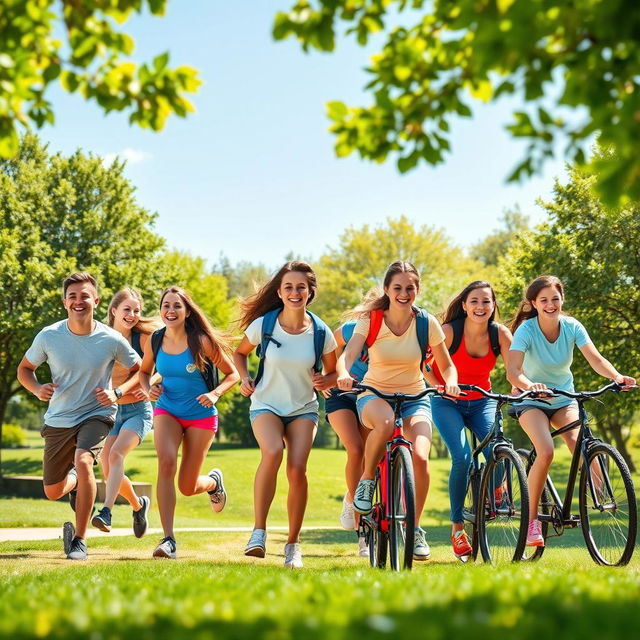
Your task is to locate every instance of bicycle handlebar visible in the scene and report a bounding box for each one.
[458,384,553,404]
[345,383,448,403]
[549,381,634,400]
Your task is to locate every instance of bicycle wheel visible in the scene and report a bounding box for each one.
[579,442,637,566]
[478,446,529,564]
[389,446,416,571]
[368,469,387,569]
[462,466,480,561]
[517,448,548,562]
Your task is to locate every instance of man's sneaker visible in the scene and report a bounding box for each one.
[207,468,227,513]
[452,530,473,560]
[413,527,431,561]
[284,542,303,569]
[67,468,78,512]
[132,496,150,538]
[91,507,112,532]
[67,537,87,560]
[353,479,375,514]
[358,535,369,558]
[62,521,75,556]
[153,536,177,559]
[340,493,357,530]
[244,529,267,558]
[526,519,545,547]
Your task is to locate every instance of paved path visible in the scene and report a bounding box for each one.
[0,525,341,543]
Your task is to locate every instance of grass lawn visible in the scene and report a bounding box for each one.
[1,432,639,639]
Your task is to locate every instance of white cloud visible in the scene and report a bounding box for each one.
[102,148,153,167]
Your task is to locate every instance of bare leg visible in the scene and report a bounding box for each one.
[103,431,141,510]
[283,418,317,543]
[73,449,97,539]
[404,415,432,526]
[360,398,395,479]
[177,427,216,496]
[153,415,183,538]
[328,409,367,500]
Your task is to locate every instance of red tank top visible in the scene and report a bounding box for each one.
[433,333,497,401]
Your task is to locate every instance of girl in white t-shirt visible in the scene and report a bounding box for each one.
[233,261,337,568]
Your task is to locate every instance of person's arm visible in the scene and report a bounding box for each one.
[17,357,58,401]
[319,327,344,390]
[96,361,140,406]
[196,338,241,408]
[498,324,513,365]
[337,332,366,390]
[139,337,163,401]
[116,334,161,401]
[506,349,548,392]
[233,336,258,397]
[579,343,636,388]
[430,341,460,397]
[312,350,338,391]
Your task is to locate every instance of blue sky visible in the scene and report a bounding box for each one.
[41,1,569,268]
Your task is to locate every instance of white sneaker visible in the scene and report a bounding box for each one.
[358,535,369,557]
[284,542,303,569]
[207,468,227,513]
[353,479,375,514]
[413,527,431,561]
[340,493,357,530]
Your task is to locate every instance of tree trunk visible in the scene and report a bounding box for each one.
[0,393,7,478]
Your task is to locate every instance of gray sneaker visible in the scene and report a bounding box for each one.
[207,468,227,513]
[132,496,150,538]
[284,542,303,569]
[353,479,375,514]
[62,521,75,555]
[67,537,87,560]
[244,529,267,558]
[413,527,431,561]
[153,536,177,559]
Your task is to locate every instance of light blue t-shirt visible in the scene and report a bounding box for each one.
[25,320,140,427]
[510,316,591,408]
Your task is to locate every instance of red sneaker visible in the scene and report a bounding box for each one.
[526,519,544,547]
[452,530,473,559]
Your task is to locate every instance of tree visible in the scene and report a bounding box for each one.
[497,157,640,470]
[313,216,488,327]
[213,255,271,301]
[0,1,200,157]
[470,207,530,268]
[0,134,169,464]
[274,1,640,204]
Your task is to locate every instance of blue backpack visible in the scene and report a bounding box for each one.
[254,308,328,386]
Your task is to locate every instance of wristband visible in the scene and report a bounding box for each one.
[113,387,123,400]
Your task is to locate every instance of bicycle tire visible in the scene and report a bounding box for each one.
[462,466,480,561]
[478,446,529,564]
[368,468,387,569]
[517,448,548,562]
[389,446,416,571]
[579,442,637,566]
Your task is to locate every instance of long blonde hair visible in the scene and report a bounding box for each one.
[107,287,161,335]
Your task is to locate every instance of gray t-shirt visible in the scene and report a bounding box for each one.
[25,320,140,427]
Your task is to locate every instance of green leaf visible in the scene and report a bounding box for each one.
[326,101,348,121]
[0,126,19,157]
[153,52,170,72]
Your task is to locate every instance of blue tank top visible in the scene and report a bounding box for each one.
[155,348,216,420]
[342,321,368,381]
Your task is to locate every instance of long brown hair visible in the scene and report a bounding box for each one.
[160,286,232,370]
[107,287,161,335]
[510,275,565,333]
[346,261,421,319]
[238,261,318,329]
[442,280,498,324]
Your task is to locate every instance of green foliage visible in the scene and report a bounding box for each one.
[470,207,530,269]
[274,1,640,205]
[0,423,25,448]
[213,255,271,303]
[313,215,489,327]
[0,1,200,156]
[497,151,640,467]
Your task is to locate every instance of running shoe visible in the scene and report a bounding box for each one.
[62,521,75,556]
[207,468,227,513]
[353,479,375,514]
[67,537,87,560]
[91,507,112,532]
[244,529,267,558]
[132,496,151,538]
[340,493,357,530]
[284,542,303,569]
[358,535,369,558]
[526,519,544,547]
[451,530,473,560]
[153,536,177,559]
[413,527,431,561]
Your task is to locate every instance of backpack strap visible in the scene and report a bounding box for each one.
[359,309,384,363]
[413,306,430,370]
[254,308,282,386]
[307,311,327,374]
[131,331,143,358]
[489,321,501,358]
[151,327,166,363]
[449,317,465,356]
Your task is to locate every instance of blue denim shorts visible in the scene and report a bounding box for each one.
[356,394,432,423]
[249,409,318,427]
[325,387,358,419]
[108,400,153,442]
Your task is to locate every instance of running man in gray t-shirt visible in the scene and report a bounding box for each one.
[17,272,140,560]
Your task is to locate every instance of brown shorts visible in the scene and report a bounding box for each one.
[41,416,113,486]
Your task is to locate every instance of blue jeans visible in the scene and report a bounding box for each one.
[431,396,497,523]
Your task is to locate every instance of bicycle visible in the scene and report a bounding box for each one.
[517,382,637,566]
[459,384,547,564]
[347,383,444,571]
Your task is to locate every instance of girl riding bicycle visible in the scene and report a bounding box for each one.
[430,281,513,560]
[506,275,636,547]
[336,261,460,560]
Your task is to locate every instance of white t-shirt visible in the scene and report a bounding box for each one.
[245,315,337,416]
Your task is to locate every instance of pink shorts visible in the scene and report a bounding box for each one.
[153,408,218,433]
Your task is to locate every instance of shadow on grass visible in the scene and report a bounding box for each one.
[1,458,42,476]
